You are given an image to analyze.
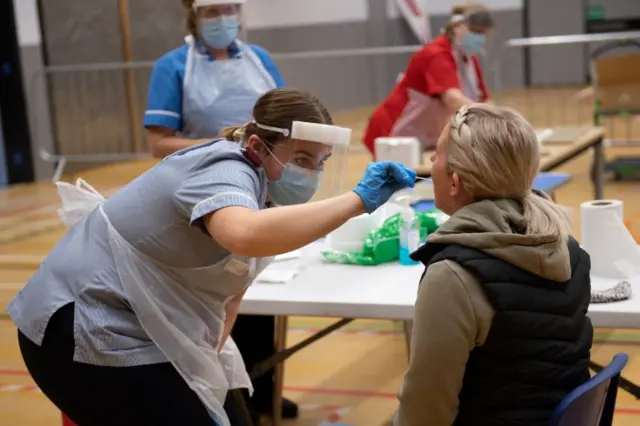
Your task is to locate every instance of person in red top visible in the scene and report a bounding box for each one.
[364,3,495,156]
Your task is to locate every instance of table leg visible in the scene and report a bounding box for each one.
[593,138,605,200]
[402,320,413,361]
[272,315,288,426]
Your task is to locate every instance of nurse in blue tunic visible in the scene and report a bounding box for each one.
[144,0,285,158]
[143,0,290,420]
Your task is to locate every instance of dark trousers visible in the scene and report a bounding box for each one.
[231,314,276,411]
[18,303,252,426]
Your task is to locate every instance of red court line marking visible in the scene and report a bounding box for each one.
[0,370,30,376]
[617,408,640,415]
[290,327,640,346]
[284,385,397,399]
[3,369,640,416]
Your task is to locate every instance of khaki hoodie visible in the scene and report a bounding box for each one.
[393,193,573,426]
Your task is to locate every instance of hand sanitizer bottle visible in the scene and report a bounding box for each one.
[399,205,421,266]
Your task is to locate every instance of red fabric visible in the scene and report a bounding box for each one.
[363,35,488,156]
[472,56,490,102]
[62,414,76,426]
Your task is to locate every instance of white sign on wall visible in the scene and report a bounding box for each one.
[394,0,432,43]
[244,0,369,30]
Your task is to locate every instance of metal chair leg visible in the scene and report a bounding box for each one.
[272,316,289,426]
[402,320,413,361]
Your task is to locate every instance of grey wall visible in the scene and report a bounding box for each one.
[19,45,56,180]
[13,0,55,182]
[35,0,525,162]
[529,0,640,86]
[248,0,525,111]
[29,0,640,173]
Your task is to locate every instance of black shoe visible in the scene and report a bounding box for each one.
[281,398,299,419]
[254,397,299,419]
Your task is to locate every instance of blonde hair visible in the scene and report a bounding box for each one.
[445,3,495,39]
[219,88,333,146]
[446,103,571,240]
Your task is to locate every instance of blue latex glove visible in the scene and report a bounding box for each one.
[353,161,417,213]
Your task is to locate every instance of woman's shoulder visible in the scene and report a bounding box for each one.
[409,35,454,68]
[153,44,190,74]
[169,139,260,174]
[421,259,494,344]
[245,43,274,60]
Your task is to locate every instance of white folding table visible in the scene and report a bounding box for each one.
[240,243,640,425]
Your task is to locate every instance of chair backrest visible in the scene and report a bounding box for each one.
[593,53,640,110]
[548,353,629,426]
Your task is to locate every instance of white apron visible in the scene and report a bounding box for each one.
[182,36,278,139]
[56,179,273,426]
[390,51,482,150]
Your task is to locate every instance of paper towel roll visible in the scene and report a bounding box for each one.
[374,137,421,168]
[581,200,640,279]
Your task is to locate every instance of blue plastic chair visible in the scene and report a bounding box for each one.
[549,353,629,426]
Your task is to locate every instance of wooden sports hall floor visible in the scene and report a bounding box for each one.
[2,89,640,425]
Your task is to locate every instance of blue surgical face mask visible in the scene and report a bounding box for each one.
[200,15,239,49]
[267,163,322,206]
[460,31,486,55]
[258,139,323,206]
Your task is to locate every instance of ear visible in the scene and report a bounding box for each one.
[246,135,262,151]
[450,171,463,196]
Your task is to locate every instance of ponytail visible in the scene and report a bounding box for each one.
[219,125,245,142]
[522,191,571,241]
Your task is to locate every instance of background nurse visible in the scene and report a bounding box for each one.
[143,0,285,158]
[363,3,494,156]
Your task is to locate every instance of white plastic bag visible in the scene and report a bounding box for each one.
[55,179,105,228]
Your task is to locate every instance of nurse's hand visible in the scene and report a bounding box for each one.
[353,161,416,213]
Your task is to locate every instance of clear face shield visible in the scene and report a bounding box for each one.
[255,121,351,206]
[193,0,247,41]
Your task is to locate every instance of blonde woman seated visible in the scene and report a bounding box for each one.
[395,104,592,426]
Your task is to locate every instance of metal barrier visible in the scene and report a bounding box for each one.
[33,32,640,180]
[30,61,157,181]
[31,46,423,180]
[492,31,640,144]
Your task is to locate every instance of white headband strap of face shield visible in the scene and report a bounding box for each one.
[253,121,351,147]
[451,14,466,24]
[253,121,290,137]
[193,0,246,11]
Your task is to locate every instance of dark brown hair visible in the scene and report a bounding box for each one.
[445,3,495,39]
[181,0,199,40]
[220,88,333,147]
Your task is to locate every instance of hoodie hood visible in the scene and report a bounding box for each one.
[426,190,571,282]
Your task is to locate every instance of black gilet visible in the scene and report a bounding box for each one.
[411,237,593,426]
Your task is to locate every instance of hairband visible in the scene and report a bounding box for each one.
[252,121,351,147]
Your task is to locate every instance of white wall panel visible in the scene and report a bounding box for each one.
[13,0,41,46]
[245,0,369,29]
[387,0,523,19]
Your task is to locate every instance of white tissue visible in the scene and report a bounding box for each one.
[274,250,302,262]
[581,200,640,279]
[255,268,298,283]
[326,213,377,252]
